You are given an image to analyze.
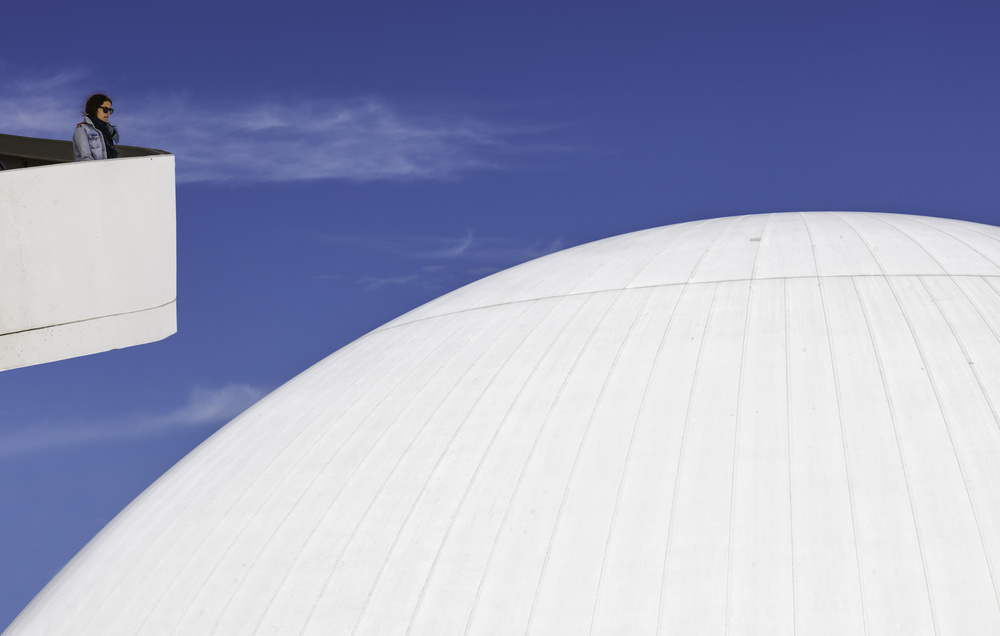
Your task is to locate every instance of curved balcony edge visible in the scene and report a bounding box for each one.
[0,300,176,371]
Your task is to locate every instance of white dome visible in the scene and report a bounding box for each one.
[9,212,1000,635]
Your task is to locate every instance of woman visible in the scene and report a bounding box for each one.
[73,94,119,161]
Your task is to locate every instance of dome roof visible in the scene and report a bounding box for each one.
[9,212,1000,634]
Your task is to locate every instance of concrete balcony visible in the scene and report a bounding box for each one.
[0,134,176,371]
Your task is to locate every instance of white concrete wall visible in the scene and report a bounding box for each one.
[0,155,176,370]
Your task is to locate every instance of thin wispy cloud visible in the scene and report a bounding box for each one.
[318,230,566,292]
[359,275,420,291]
[2,71,88,134]
[417,230,476,258]
[320,230,566,263]
[0,384,268,457]
[0,70,554,184]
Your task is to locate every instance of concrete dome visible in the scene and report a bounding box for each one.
[8,212,1000,635]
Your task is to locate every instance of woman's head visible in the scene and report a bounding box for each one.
[84,94,114,123]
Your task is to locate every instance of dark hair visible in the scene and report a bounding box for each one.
[84,94,113,118]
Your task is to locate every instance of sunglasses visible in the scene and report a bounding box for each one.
[99,106,114,114]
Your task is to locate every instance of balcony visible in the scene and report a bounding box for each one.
[0,133,176,371]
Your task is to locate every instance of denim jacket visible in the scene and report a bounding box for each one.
[73,115,119,161]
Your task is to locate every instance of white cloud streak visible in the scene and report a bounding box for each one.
[0,384,268,457]
[0,70,543,184]
[321,230,566,264]
[359,275,420,291]
[318,230,567,292]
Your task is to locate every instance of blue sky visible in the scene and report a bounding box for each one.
[3,0,1000,628]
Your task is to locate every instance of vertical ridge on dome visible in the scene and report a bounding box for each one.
[688,216,765,283]
[822,276,934,634]
[902,277,1000,618]
[460,290,627,635]
[726,277,794,633]
[631,216,740,290]
[571,220,701,295]
[754,214,818,280]
[348,294,585,635]
[802,213,884,278]
[174,312,491,634]
[403,293,603,634]
[948,277,1000,427]
[786,276,866,633]
[656,282,724,633]
[834,213,945,277]
[856,275,1000,634]
[869,214,999,276]
[248,300,545,634]
[585,285,682,634]
[921,219,1000,271]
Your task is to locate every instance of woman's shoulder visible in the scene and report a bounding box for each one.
[74,120,98,143]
